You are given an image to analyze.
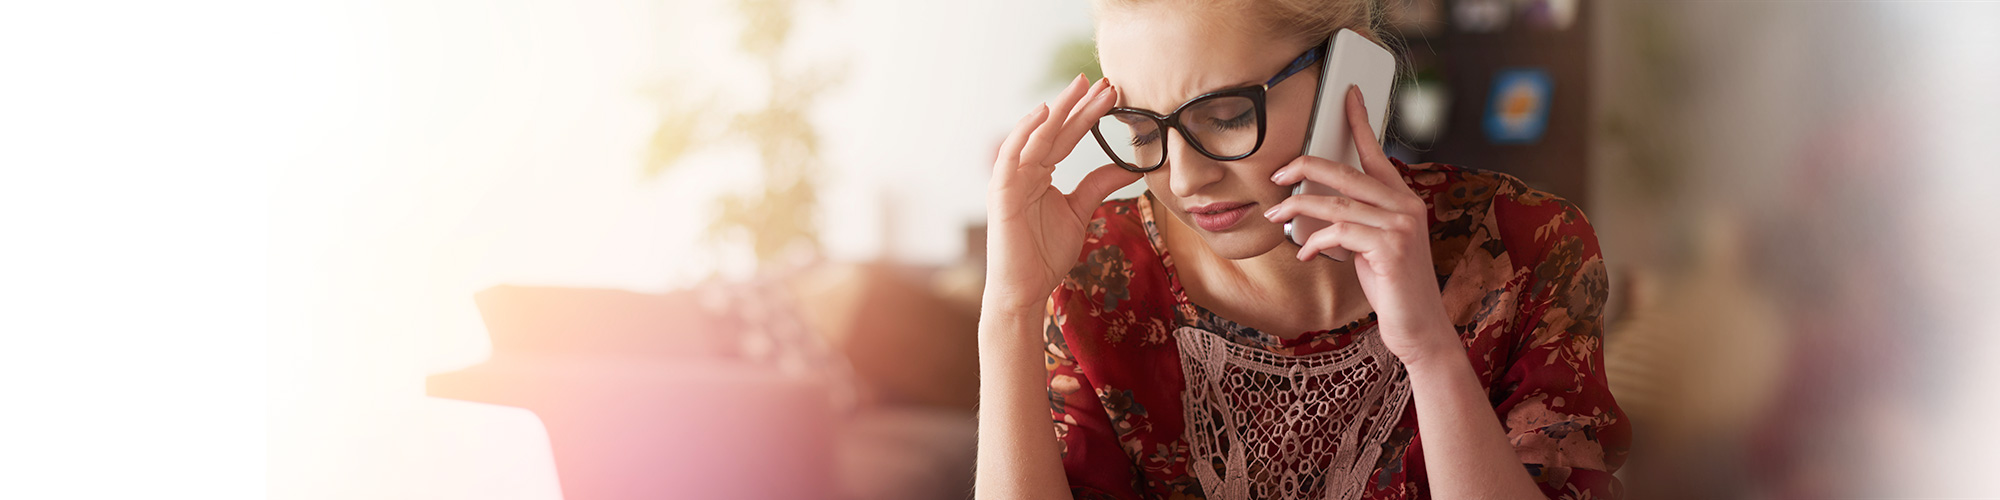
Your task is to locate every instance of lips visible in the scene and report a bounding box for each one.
[1185,201,1255,232]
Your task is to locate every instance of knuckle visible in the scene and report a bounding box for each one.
[1305,226,1331,246]
[1307,232,1332,250]
[1387,214,1415,232]
[1395,196,1425,214]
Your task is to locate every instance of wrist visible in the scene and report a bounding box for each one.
[977,294,1046,336]
[1378,300,1463,368]
[976,301,1050,365]
[978,301,1044,325]
[980,282,1054,316]
[1383,315,1468,371]
[1396,336,1471,376]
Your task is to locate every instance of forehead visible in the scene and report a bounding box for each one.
[1095,8,1297,112]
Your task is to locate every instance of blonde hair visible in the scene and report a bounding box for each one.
[1092,0,1386,49]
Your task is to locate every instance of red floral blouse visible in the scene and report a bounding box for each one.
[1043,160,1630,500]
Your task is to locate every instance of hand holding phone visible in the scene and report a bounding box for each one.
[1260,30,1467,372]
[1284,29,1398,261]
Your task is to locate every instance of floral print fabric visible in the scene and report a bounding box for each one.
[1044,160,1630,499]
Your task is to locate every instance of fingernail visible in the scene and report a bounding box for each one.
[1094,86,1117,104]
[1270,169,1292,183]
[1263,206,1279,219]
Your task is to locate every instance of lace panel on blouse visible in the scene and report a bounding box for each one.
[1174,325,1412,500]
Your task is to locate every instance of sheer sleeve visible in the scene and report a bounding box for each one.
[1492,197,1633,499]
[1044,294,1143,500]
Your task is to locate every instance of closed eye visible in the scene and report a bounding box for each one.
[1206,109,1255,131]
[1129,130,1161,147]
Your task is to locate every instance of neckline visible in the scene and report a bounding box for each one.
[1136,192,1380,350]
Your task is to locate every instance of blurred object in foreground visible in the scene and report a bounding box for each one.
[432,357,836,500]
[1606,212,1792,499]
[1592,1,1948,497]
[790,262,982,409]
[430,259,984,499]
[429,285,845,500]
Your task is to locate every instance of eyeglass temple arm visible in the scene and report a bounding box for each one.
[1264,43,1326,88]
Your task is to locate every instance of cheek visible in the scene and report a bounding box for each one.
[1227,136,1300,196]
[1141,170,1173,201]
[1265,118,1308,158]
[1237,106,1313,181]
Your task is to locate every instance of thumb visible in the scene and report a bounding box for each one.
[1067,163,1144,220]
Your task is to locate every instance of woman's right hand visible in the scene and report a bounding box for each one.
[984,74,1141,313]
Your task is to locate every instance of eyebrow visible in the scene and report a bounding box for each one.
[1123,79,1263,113]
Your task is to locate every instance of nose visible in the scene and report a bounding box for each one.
[1164,129,1226,199]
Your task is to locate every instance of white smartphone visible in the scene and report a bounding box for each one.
[1285,28,1397,261]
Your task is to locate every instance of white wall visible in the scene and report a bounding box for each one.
[258,1,1105,499]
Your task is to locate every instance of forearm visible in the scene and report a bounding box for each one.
[1404,338,1547,500]
[974,304,1073,500]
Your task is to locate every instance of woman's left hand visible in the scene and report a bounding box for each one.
[1261,85,1461,367]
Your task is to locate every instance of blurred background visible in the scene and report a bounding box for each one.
[3,0,1998,499]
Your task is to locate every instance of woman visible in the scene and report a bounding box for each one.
[975,1,1629,499]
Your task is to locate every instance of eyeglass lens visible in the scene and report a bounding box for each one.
[1094,94,1259,171]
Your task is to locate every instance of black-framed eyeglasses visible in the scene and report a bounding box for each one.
[1090,43,1325,173]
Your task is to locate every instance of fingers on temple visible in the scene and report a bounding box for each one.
[994,103,1050,182]
[1048,80,1116,162]
[1019,75,1094,169]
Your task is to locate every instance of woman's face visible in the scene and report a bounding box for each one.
[1096,8,1320,260]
